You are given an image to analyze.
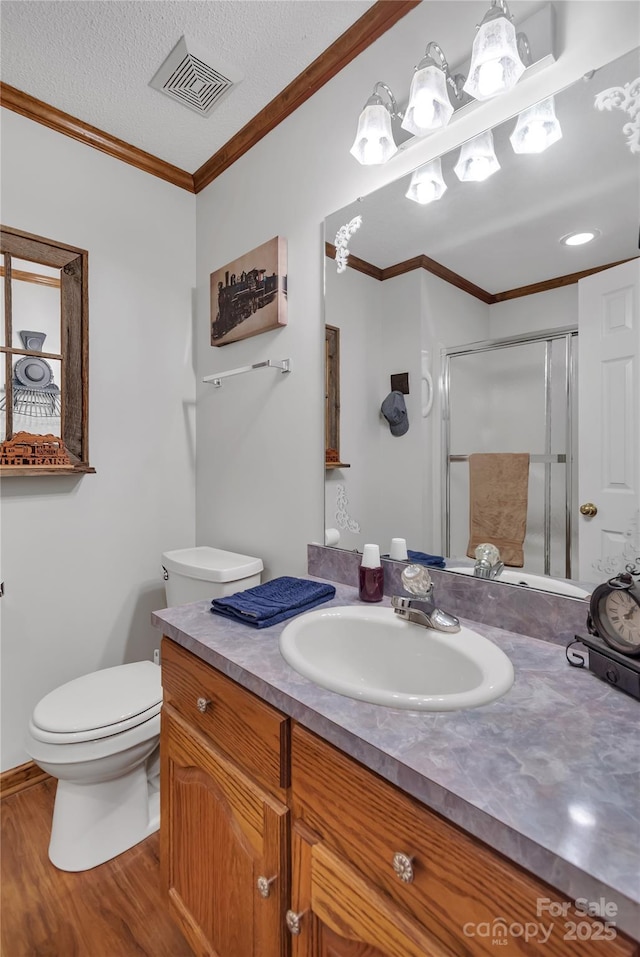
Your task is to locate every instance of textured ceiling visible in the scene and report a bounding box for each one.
[1,0,375,172]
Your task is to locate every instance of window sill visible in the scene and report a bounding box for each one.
[0,464,96,477]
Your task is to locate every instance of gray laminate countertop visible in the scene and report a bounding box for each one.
[152,580,640,940]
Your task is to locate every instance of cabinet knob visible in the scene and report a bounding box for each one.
[580,502,598,517]
[196,697,212,713]
[392,851,414,883]
[285,910,306,935]
[257,875,277,898]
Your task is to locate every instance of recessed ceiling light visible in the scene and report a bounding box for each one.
[560,230,601,246]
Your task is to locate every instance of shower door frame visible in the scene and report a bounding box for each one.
[441,326,577,578]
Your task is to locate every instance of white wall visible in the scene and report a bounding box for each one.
[324,264,494,556]
[489,284,578,338]
[324,264,381,552]
[324,267,424,555]
[194,0,638,581]
[0,112,196,770]
[1,0,636,771]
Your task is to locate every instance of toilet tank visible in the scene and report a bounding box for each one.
[162,546,263,605]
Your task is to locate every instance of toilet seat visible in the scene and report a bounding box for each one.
[30,661,162,744]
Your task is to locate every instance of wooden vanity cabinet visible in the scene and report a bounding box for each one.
[160,640,638,957]
[290,725,638,957]
[160,638,291,957]
[289,820,454,957]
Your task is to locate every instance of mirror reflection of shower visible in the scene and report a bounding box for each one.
[442,328,577,579]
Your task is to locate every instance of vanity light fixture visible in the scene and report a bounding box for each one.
[405,158,448,204]
[560,230,601,246]
[463,0,529,102]
[350,82,402,165]
[401,43,464,137]
[349,3,554,165]
[510,96,562,153]
[454,129,500,182]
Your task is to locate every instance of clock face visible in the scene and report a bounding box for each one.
[603,590,640,648]
[591,578,640,656]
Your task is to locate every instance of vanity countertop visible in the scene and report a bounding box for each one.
[152,580,640,940]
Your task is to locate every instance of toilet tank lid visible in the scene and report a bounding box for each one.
[162,546,263,583]
[32,661,162,734]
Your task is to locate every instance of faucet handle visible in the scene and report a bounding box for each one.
[401,564,432,597]
[475,543,501,565]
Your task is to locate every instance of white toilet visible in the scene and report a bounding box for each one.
[25,661,162,872]
[25,545,263,872]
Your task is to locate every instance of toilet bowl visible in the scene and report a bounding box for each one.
[25,546,264,872]
[25,660,162,872]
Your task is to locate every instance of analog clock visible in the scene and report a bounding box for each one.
[587,573,640,657]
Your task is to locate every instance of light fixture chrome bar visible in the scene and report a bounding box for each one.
[203,359,291,388]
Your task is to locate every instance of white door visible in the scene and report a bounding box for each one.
[578,259,640,580]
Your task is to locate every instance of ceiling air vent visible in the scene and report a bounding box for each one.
[150,36,243,116]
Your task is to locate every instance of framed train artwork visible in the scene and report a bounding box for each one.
[210,237,288,346]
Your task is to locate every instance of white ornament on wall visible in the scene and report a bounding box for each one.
[593,511,640,577]
[594,76,640,154]
[334,216,362,274]
[335,483,360,533]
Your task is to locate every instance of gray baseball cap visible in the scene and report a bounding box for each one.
[381,391,409,436]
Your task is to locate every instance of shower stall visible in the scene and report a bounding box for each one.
[441,327,578,578]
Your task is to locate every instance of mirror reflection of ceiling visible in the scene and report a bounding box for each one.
[326,47,639,295]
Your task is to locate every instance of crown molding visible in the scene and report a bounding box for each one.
[1,83,196,192]
[193,1,420,192]
[324,243,637,304]
[492,259,638,302]
[1,1,419,194]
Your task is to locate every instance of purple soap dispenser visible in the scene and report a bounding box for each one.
[359,544,384,602]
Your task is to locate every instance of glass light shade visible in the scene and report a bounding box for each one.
[401,65,454,136]
[405,158,448,205]
[510,97,562,154]
[454,130,500,182]
[463,16,526,101]
[350,103,398,165]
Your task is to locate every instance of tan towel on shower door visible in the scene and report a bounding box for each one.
[466,453,530,567]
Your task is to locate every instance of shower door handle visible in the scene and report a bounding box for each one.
[580,502,598,517]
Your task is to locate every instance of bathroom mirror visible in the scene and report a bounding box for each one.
[323,47,639,593]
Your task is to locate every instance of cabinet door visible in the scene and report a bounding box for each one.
[162,709,289,957]
[288,824,455,957]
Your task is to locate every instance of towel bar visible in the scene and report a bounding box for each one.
[203,359,291,388]
[450,453,566,464]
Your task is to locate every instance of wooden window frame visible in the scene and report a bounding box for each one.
[1,225,94,475]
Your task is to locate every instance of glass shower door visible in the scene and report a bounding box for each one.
[443,332,575,578]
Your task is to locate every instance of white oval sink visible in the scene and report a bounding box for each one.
[446,566,589,599]
[279,605,514,711]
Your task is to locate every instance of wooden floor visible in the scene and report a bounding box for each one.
[1,779,192,957]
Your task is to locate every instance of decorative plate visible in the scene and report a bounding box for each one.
[14,356,54,390]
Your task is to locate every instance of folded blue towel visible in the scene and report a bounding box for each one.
[211,577,336,629]
[407,550,446,568]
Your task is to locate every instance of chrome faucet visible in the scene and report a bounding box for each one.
[391,565,460,633]
[473,543,504,580]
